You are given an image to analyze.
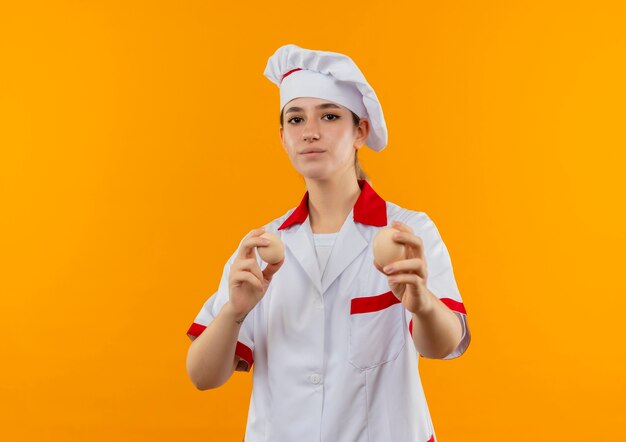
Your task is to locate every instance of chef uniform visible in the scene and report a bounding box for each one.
[187,44,471,442]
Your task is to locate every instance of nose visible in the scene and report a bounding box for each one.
[301,119,320,142]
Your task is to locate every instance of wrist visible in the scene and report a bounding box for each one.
[222,302,249,324]
[411,290,437,317]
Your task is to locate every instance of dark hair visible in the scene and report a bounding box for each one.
[280,107,371,185]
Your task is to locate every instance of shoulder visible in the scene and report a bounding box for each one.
[216,208,299,275]
[384,201,444,245]
[385,201,432,230]
[259,207,298,234]
[223,207,298,266]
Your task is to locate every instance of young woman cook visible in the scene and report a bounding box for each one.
[186,44,471,442]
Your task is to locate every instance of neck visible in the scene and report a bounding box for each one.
[305,172,362,234]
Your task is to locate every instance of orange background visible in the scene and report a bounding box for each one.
[1,1,625,441]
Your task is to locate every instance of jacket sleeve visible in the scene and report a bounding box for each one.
[186,243,256,372]
[402,211,471,360]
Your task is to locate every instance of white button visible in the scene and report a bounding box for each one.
[309,373,322,384]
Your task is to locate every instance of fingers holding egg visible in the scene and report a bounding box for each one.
[373,221,428,283]
[238,228,268,260]
[257,231,285,264]
[372,227,406,269]
[389,220,424,259]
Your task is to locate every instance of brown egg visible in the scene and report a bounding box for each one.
[257,231,285,264]
[372,227,406,268]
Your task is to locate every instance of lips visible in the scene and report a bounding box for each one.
[300,148,325,154]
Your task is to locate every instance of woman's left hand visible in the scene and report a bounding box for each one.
[373,220,433,315]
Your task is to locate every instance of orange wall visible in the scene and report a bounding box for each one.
[1,1,625,441]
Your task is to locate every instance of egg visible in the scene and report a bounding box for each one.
[257,231,285,264]
[372,227,406,268]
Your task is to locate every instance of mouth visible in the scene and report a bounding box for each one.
[300,149,326,155]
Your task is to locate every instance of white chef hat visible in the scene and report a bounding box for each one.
[263,44,388,152]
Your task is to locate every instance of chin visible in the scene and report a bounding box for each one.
[301,172,326,180]
[299,170,331,181]
[294,163,327,178]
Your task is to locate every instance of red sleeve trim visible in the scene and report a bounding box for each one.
[186,322,207,338]
[440,298,467,314]
[235,341,254,368]
[187,323,254,368]
[405,299,465,334]
[350,290,401,314]
[410,300,464,359]
[427,434,435,442]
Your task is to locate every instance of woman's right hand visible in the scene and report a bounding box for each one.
[227,228,284,321]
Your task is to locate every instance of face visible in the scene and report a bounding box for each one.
[279,97,370,182]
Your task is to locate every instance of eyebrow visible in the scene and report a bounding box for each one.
[284,103,342,114]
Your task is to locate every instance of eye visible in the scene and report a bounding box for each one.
[287,114,340,124]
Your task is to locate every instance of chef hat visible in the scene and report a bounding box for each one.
[263,44,388,152]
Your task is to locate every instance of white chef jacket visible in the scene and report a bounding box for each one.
[187,179,471,442]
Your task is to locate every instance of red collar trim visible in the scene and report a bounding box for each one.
[278,180,387,230]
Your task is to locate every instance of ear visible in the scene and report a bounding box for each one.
[354,117,371,148]
[279,126,286,152]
